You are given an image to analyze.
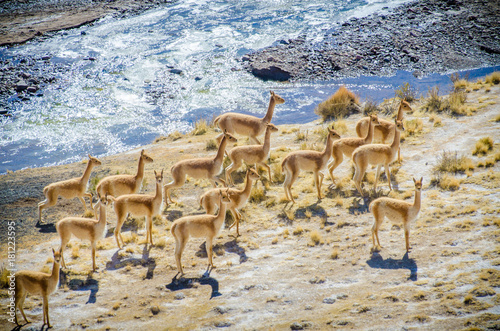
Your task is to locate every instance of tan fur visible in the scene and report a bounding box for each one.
[352,119,405,196]
[38,155,101,223]
[214,91,284,144]
[225,123,278,185]
[355,99,412,162]
[281,128,341,203]
[164,132,237,205]
[328,114,380,182]
[14,248,61,327]
[369,177,423,252]
[171,189,231,276]
[56,194,111,271]
[110,170,164,249]
[95,149,153,216]
[200,168,260,236]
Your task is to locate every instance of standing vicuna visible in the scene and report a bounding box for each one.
[213,91,285,144]
[352,119,405,197]
[328,114,380,183]
[370,177,423,252]
[281,128,341,204]
[94,149,153,218]
[163,131,237,206]
[38,154,101,224]
[200,168,260,237]
[56,194,111,272]
[110,170,164,249]
[225,123,278,185]
[355,99,412,162]
[14,248,61,328]
[171,189,232,277]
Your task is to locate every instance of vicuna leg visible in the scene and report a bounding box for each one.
[58,234,70,269]
[353,163,367,197]
[174,236,187,276]
[328,151,343,182]
[249,135,261,145]
[206,236,214,269]
[283,168,298,203]
[114,213,126,249]
[164,178,184,205]
[404,222,411,251]
[385,163,392,191]
[374,164,383,193]
[91,242,97,271]
[228,207,241,236]
[78,196,88,211]
[146,216,153,245]
[209,176,226,188]
[42,293,50,327]
[314,171,323,199]
[371,210,383,249]
[258,162,272,183]
[15,288,28,325]
[225,159,242,185]
[38,191,57,223]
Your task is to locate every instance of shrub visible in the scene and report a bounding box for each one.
[472,137,494,156]
[310,230,322,245]
[191,118,211,135]
[363,98,379,115]
[423,86,442,112]
[485,71,500,85]
[404,118,423,137]
[395,82,418,102]
[315,85,360,121]
[445,91,468,116]
[434,151,474,173]
[205,139,218,151]
[431,173,460,191]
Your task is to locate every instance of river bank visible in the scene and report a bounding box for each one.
[0,81,499,329]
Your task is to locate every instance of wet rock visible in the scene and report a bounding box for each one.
[27,86,37,93]
[41,56,51,61]
[290,321,312,330]
[15,82,28,92]
[251,65,291,81]
[150,305,160,315]
[169,69,183,75]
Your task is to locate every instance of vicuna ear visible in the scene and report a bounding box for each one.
[161,169,164,177]
[154,170,157,177]
[420,177,423,183]
[88,153,91,159]
[413,177,416,183]
[52,248,55,255]
[141,149,145,155]
[270,90,275,96]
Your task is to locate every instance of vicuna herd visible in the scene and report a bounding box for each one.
[14,91,423,327]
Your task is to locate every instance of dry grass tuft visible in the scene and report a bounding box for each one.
[404,118,423,137]
[315,85,360,121]
[434,151,475,173]
[191,118,212,136]
[205,139,218,151]
[249,187,266,203]
[330,248,339,260]
[472,137,494,156]
[485,71,500,85]
[394,82,418,102]
[310,230,322,245]
[0,265,10,288]
[293,225,304,236]
[431,173,460,191]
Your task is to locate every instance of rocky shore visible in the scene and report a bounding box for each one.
[0,0,174,113]
[244,0,500,81]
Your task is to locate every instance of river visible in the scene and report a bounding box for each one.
[0,0,498,174]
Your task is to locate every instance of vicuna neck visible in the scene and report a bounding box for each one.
[364,120,375,143]
[51,260,60,279]
[242,174,254,196]
[215,136,228,162]
[412,189,421,211]
[262,96,276,123]
[135,157,145,180]
[390,127,401,150]
[98,202,107,225]
[81,161,94,183]
[263,128,273,151]
[397,103,405,121]
[322,133,335,158]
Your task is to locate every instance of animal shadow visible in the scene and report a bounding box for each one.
[195,239,248,264]
[166,275,221,299]
[35,221,56,233]
[106,245,156,279]
[59,272,99,304]
[366,252,418,281]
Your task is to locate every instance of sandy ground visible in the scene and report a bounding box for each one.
[0,84,499,330]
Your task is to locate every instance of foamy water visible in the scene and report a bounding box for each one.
[0,0,496,173]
